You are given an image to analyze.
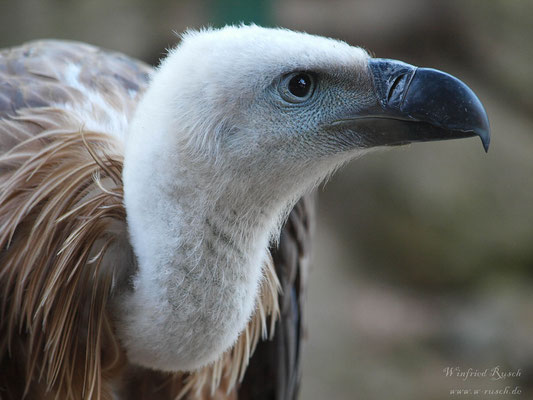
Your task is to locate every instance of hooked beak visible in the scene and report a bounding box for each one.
[335,58,490,152]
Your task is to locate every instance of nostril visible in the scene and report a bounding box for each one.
[387,73,406,103]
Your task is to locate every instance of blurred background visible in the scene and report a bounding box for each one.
[1,0,532,398]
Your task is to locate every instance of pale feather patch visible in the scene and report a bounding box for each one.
[58,62,132,141]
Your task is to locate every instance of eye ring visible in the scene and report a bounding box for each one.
[279,72,316,103]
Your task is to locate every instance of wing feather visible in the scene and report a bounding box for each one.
[0,39,151,153]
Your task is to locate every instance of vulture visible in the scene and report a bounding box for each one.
[0,25,489,399]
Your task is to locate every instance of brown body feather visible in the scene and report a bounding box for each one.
[0,40,311,399]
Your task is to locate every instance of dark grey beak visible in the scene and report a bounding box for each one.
[341,59,490,152]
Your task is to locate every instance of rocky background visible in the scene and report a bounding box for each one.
[1,0,532,398]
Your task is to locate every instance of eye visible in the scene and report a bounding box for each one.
[279,72,316,103]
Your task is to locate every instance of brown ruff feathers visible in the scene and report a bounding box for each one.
[0,109,280,399]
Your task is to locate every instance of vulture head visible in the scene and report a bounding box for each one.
[114,25,489,373]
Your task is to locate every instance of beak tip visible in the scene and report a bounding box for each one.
[473,93,491,153]
[481,133,490,153]
[478,113,491,153]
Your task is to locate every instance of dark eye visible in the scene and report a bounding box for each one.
[289,74,312,97]
[279,72,316,103]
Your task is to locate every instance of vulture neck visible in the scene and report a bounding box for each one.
[120,143,287,371]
